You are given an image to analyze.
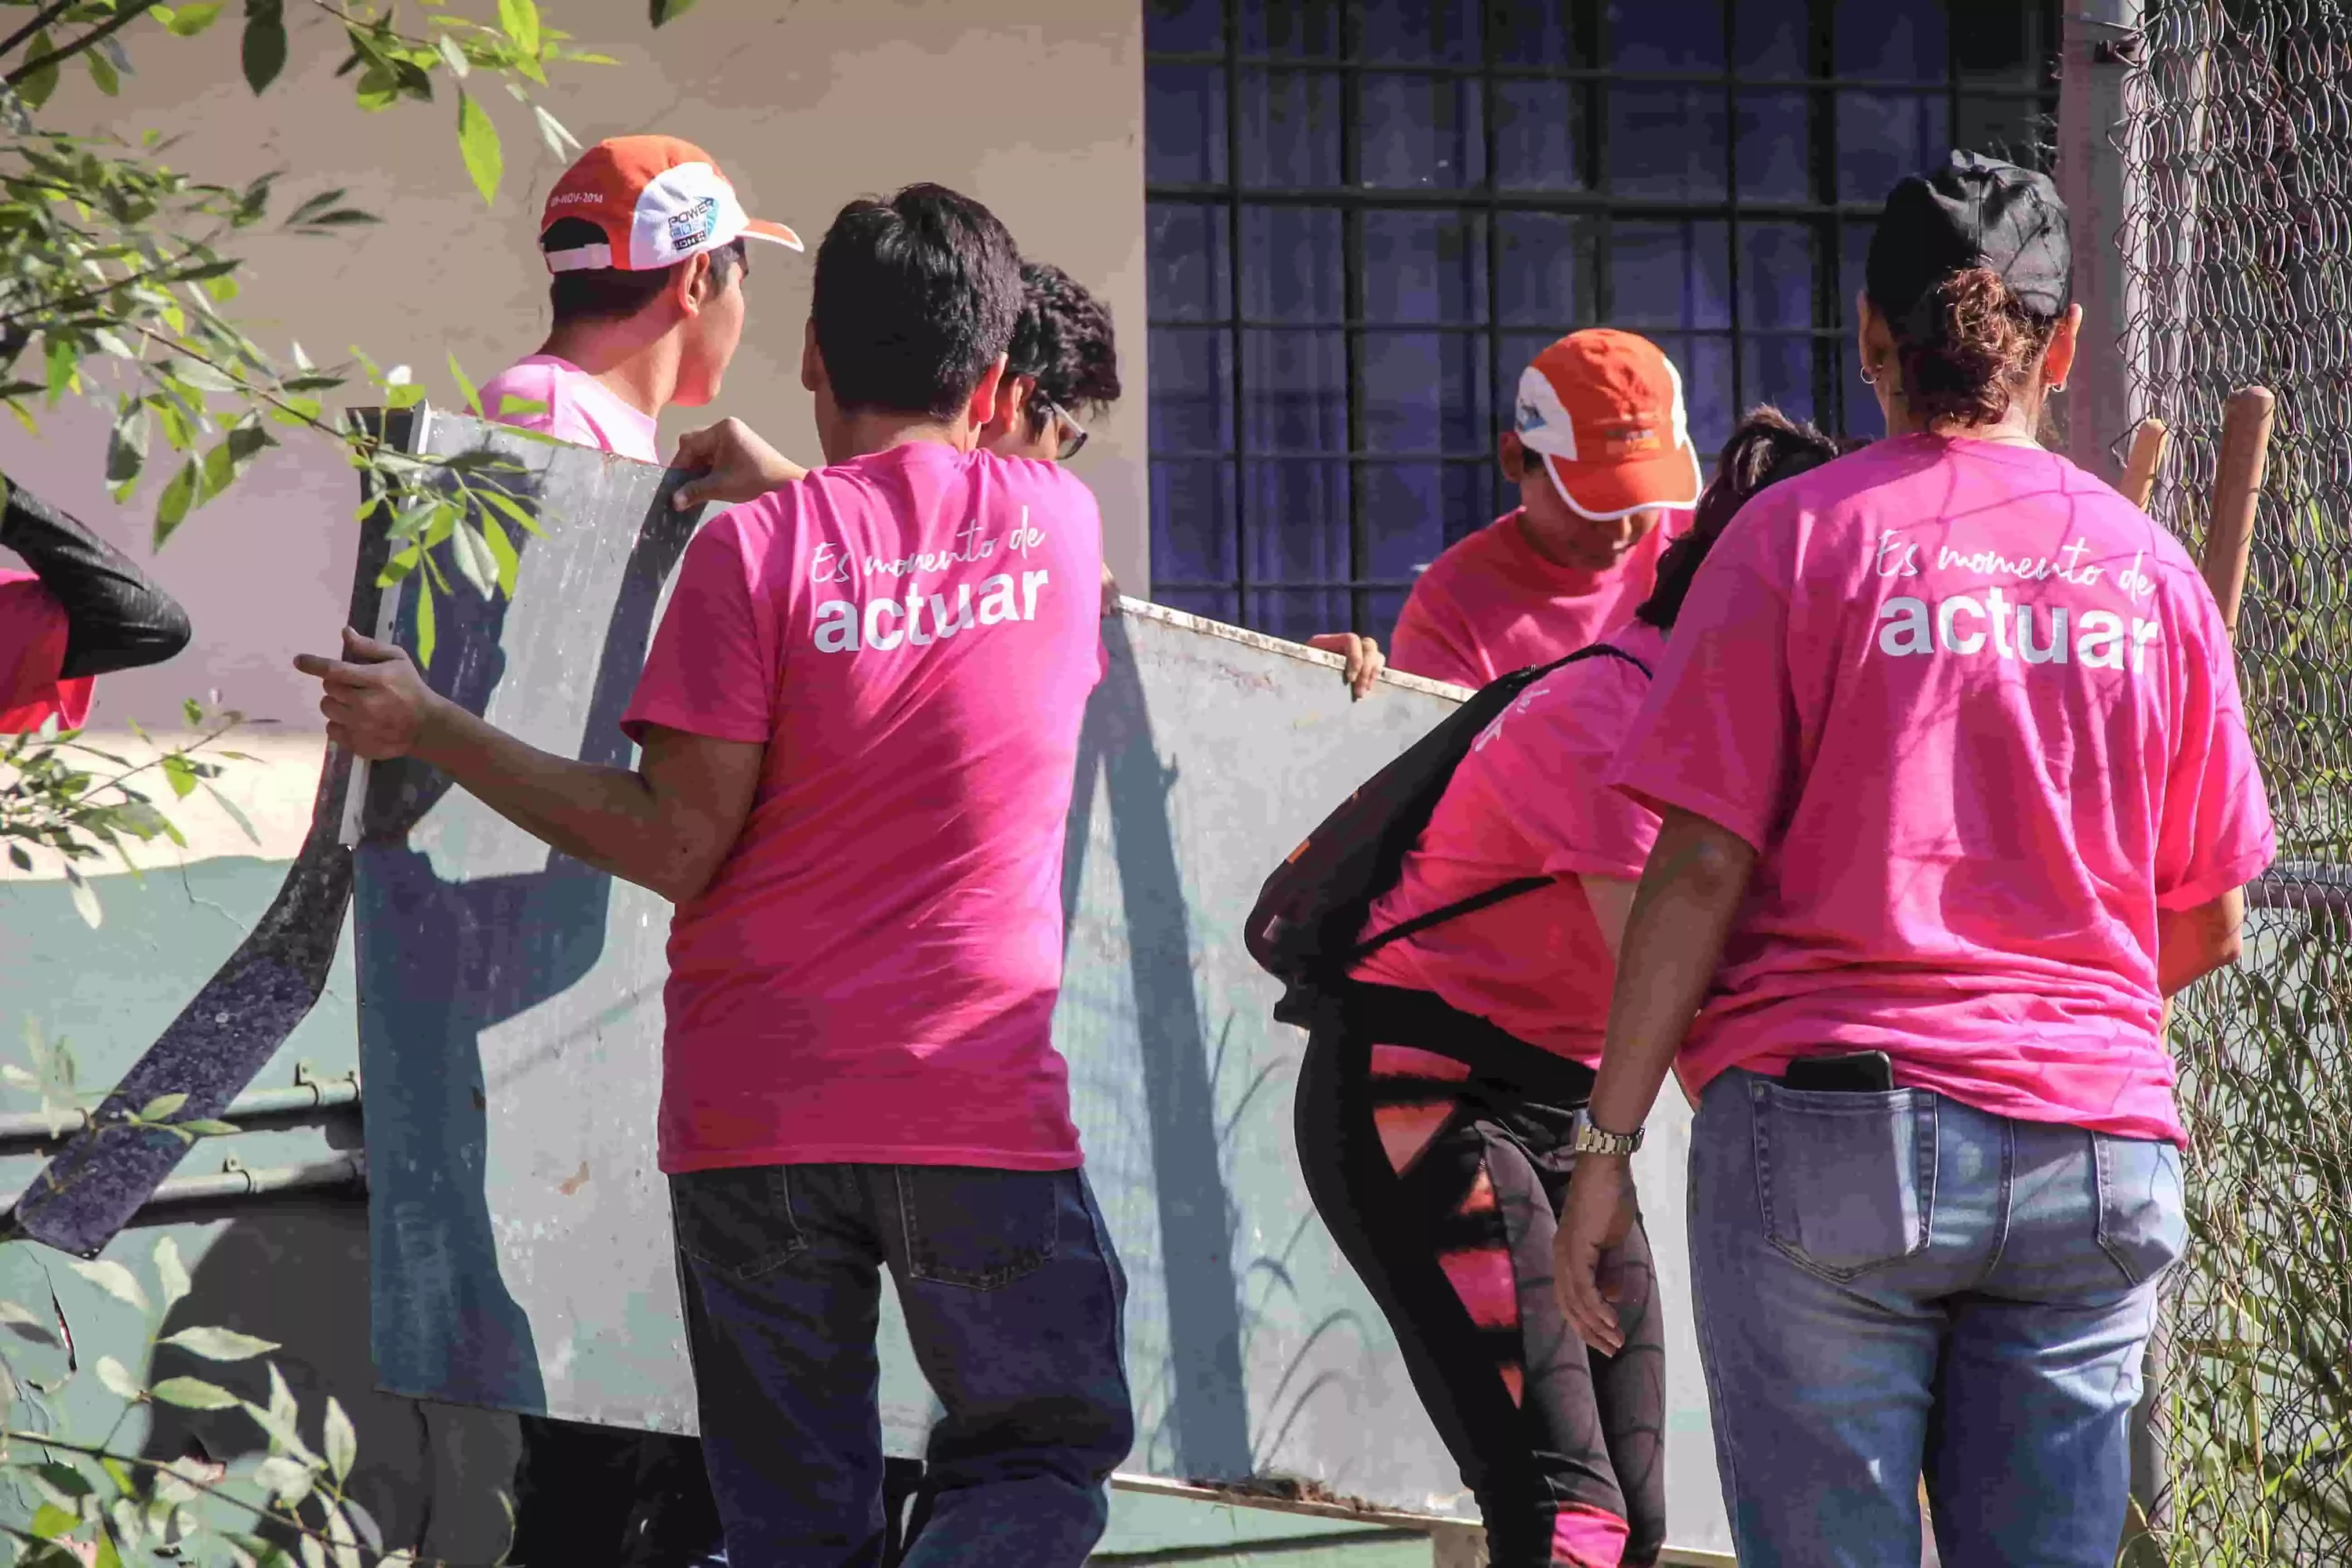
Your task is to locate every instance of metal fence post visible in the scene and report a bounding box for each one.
[2058,0,2149,478]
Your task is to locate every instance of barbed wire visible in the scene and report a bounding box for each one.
[2119,2,2352,1561]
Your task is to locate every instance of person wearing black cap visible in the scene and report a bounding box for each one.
[1549,151,2274,1563]
[1,477,190,733]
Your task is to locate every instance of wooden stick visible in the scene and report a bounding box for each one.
[2122,417,2170,511]
[2201,386,2275,636]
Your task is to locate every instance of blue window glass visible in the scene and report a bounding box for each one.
[1144,0,1222,55]
[1494,80,1588,191]
[1145,0,2060,646]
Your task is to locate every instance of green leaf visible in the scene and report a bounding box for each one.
[436,32,471,78]
[154,1374,242,1409]
[44,337,78,405]
[69,1258,148,1312]
[155,458,198,546]
[96,1354,144,1401]
[18,31,61,110]
[29,1502,77,1541]
[499,0,544,55]
[324,1395,357,1481]
[183,696,205,727]
[456,91,503,206]
[162,753,200,799]
[87,49,121,96]
[448,519,496,598]
[139,1093,190,1122]
[477,485,545,537]
[65,867,102,929]
[155,1235,193,1313]
[106,399,149,490]
[447,351,482,416]
[166,2,225,36]
[650,0,700,26]
[414,576,437,668]
[176,1117,242,1136]
[5,845,26,871]
[162,1324,280,1361]
[480,512,519,597]
[532,103,581,161]
[204,782,260,845]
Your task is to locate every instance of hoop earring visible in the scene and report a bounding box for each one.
[1859,366,1878,386]
[2048,382,2065,394]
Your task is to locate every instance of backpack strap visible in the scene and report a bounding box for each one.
[1343,640,1655,966]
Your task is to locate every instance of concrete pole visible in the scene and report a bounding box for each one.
[2056,0,2150,480]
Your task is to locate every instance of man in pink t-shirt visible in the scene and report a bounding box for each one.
[476,136,804,467]
[1373,330,1701,691]
[299,184,1130,1568]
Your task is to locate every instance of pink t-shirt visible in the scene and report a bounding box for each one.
[1387,510,1682,690]
[0,570,92,733]
[621,442,1104,1173]
[1352,623,1665,1064]
[477,355,660,464]
[1609,435,2275,1146]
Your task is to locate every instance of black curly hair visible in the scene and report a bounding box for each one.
[1007,260,1121,438]
[1635,406,1853,631]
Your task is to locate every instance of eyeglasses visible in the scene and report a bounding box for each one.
[1033,396,1088,461]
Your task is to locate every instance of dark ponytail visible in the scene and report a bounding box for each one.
[1636,406,1847,631]
[1878,265,2059,430]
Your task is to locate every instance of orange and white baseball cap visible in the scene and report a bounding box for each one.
[539,134,801,273]
[1513,330,1702,520]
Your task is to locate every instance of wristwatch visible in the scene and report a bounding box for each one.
[1570,1108,1644,1157]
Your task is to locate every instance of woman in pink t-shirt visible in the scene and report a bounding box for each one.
[1553,155,2275,1565]
[1294,411,1844,1568]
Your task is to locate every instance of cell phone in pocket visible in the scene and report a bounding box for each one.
[1782,1049,1896,1094]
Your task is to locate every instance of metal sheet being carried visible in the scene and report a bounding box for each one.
[354,412,1729,1552]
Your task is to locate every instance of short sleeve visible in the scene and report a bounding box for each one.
[1388,578,1485,689]
[2153,597,2275,910]
[1607,500,1800,851]
[622,514,776,746]
[1480,658,1662,882]
[0,573,83,731]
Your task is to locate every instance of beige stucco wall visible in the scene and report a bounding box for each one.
[0,0,1147,740]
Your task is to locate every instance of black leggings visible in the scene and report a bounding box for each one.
[1294,990,1666,1567]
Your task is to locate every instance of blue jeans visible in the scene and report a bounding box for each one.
[1687,1068,2186,1567]
[669,1163,1134,1568]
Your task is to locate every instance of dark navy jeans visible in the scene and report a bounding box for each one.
[669,1163,1135,1568]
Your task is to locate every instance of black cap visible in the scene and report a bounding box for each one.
[1865,151,2071,334]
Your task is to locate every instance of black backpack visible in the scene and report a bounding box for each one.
[1245,643,1652,1027]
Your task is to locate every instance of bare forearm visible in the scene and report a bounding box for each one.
[412,701,690,897]
[2157,888,2245,996]
[1588,817,1756,1133]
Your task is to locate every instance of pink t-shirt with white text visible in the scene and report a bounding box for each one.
[0,570,92,733]
[1609,435,2274,1146]
[621,443,1103,1173]
[1352,622,1664,1064]
[478,355,660,464]
[1387,510,1682,690]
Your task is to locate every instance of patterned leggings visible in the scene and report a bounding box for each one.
[1295,991,1666,1568]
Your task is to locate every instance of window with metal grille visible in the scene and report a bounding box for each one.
[1143,0,2062,643]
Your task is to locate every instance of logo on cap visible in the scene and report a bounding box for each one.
[667,196,719,250]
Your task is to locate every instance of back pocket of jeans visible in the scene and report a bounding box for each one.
[895,1166,1061,1290]
[1753,1079,1935,1281]
[2096,1135,2187,1286]
[671,1166,805,1281]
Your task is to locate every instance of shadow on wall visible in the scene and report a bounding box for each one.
[138,1199,521,1563]
[1062,614,1252,1482]
[352,473,695,1411]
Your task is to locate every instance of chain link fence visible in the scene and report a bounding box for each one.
[2117,1,2352,1560]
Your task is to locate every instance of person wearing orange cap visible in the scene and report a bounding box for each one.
[476,133,805,1568]
[1376,330,1702,692]
[477,134,804,465]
